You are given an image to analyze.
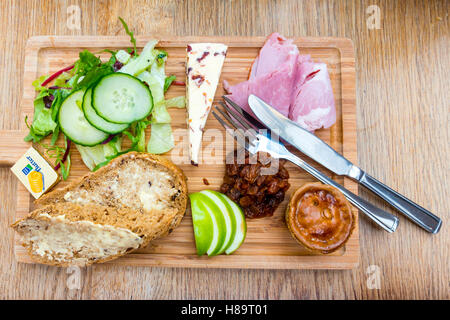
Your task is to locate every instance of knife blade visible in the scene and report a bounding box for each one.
[247,95,356,177]
[248,94,442,234]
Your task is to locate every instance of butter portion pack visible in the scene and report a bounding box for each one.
[11,147,60,199]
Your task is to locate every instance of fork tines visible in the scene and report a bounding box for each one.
[222,96,266,130]
[212,104,258,150]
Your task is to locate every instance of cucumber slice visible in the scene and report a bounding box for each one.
[58,89,109,146]
[217,193,247,255]
[82,87,129,134]
[92,73,153,124]
[200,190,234,255]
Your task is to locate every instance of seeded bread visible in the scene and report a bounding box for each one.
[12,152,188,266]
[36,152,188,240]
[12,203,146,267]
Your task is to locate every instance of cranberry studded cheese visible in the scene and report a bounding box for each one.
[186,43,227,165]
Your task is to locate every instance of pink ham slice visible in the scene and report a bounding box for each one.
[223,62,296,118]
[289,59,336,131]
[224,33,336,132]
[224,33,299,117]
[249,33,300,80]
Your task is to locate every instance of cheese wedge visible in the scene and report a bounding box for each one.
[186,43,228,165]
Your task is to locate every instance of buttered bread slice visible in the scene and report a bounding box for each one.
[186,43,227,165]
[12,152,188,266]
[35,152,188,241]
[12,203,146,267]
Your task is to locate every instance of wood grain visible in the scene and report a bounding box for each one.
[0,0,448,299]
[0,130,29,166]
[11,35,358,269]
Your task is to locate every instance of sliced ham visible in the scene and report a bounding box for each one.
[249,33,299,80]
[223,80,250,112]
[224,32,336,132]
[224,33,299,118]
[224,61,296,117]
[289,62,336,131]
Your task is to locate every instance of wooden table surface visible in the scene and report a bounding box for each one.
[0,0,448,300]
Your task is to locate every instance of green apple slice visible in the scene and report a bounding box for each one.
[201,194,227,256]
[217,193,247,254]
[189,193,213,256]
[200,190,234,255]
[189,192,226,256]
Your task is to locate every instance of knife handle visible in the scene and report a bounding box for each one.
[285,153,399,233]
[359,172,442,233]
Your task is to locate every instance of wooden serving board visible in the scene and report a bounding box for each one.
[1,36,357,269]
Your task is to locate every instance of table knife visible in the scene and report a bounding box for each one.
[248,94,442,234]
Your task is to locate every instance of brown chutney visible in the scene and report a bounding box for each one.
[220,152,290,219]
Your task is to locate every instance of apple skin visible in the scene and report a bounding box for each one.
[189,191,247,256]
[189,192,226,256]
[189,193,214,256]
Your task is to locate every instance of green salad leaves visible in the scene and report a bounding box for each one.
[25,18,185,179]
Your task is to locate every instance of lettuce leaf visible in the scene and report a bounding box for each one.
[76,64,114,89]
[32,75,49,91]
[165,96,186,108]
[119,40,158,76]
[134,120,150,152]
[116,50,131,64]
[164,75,176,92]
[139,49,177,154]
[53,72,72,87]
[138,66,172,124]
[76,136,122,171]
[32,103,57,136]
[147,123,174,154]
[73,50,101,75]
[138,70,164,103]
[71,50,114,89]
[151,101,171,123]
[24,89,57,141]
[24,116,45,143]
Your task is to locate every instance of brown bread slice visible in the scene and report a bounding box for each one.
[36,152,188,240]
[12,203,146,267]
[12,152,188,266]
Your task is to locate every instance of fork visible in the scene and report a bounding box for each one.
[212,102,400,233]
